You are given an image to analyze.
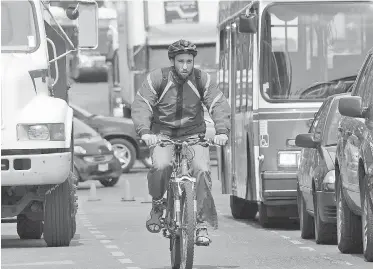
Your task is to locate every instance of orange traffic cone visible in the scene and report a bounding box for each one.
[88,182,100,201]
[121,178,135,202]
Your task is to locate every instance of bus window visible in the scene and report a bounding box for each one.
[261,2,373,102]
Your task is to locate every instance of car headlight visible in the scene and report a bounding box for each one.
[103,139,113,151]
[277,151,301,168]
[17,123,65,141]
[74,145,87,154]
[322,170,335,192]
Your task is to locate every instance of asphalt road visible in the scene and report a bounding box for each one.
[2,165,371,269]
[1,82,371,268]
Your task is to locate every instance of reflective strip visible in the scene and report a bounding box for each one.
[147,74,157,95]
[137,91,153,113]
[187,80,200,99]
[203,73,211,98]
[209,92,223,114]
[158,81,173,102]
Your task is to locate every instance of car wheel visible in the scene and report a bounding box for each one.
[141,156,152,169]
[298,188,314,239]
[336,178,362,253]
[99,177,120,187]
[110,138,136,173]
[362,176,373,262]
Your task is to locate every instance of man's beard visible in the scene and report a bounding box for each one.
[176,68,193,80]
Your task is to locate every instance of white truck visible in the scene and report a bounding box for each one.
[1,0,98,247]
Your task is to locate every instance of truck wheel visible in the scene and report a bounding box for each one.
[110,138,136,173]
[43,178,73,247]
[336,179,362,253]
[230,195,258,220]
[99,177,119,187]
[362,179,373,262]
[16,214,43,239]
[298,189,314,239]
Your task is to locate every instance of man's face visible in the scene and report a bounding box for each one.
[171,53,194,79]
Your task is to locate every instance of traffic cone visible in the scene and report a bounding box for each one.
[87,182,100,201]
[141,179,152,203]
[121,178,135,202]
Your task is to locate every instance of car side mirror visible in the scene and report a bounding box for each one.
[295,133,320,148]
[76,1,98,49]
[338,96,364,118]
[238,13,258,34]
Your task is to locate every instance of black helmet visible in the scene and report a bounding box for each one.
[168,39,198,59]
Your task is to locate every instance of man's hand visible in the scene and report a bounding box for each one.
[141,134,158,147]
[214,134,228,146]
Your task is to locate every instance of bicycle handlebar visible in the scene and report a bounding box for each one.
[150,137,217,148]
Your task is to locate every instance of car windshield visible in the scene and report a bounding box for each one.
[261,2,373,102]
[1,0,39,52]
[324,98,343,145]
[73,117,99,139]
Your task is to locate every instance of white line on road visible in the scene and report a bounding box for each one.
[105,245,119,249]
[83,223,93,227]
[100,239,111,244]
[125,267,141,269]
[280,235,290,239]
[118,258,133,263]
[2,260,74,267]
[289,240,303,245]
[346,262,353,266]
[95,234,107,238]
[299,246,316,251]
[271,231,278,234]
[90,230,102,234]
[111,251,125,257]
[88,227,97,230]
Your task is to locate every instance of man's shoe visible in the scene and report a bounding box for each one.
[146,198,165,233]
[195,227,211,246]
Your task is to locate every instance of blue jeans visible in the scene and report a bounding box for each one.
[147,134,218,229]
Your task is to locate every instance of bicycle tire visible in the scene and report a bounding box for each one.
[170,185,181,269]
[180,181,196,269]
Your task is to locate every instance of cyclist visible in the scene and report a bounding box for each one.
[131,39,230,246]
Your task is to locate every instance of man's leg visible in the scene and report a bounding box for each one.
[146,143,173,233]
[190,143,217,246]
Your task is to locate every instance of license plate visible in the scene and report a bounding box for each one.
[98,163,108,171]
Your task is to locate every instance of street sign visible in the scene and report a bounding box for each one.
[164,1,199,24]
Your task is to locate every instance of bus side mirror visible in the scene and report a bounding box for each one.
[238,13,258,34]
[77,1,98,49]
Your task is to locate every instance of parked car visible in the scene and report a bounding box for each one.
[70,103,151,172]
[73,117,122,187]
[336,50,373,262]
[296,93,348,244]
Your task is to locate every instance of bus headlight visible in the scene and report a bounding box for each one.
[17,123,65,141]
[277,151,301,168]
[322,170,335,192]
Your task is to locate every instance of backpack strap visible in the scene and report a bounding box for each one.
[158,67,171,99]
[194,68,205,100]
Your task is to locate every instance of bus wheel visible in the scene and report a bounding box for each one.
[230,195,258,220]
[259,203,269,228]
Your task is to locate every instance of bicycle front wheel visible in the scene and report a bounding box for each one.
[180,181,196,269]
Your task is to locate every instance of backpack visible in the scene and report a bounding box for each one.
[157,67,205,101]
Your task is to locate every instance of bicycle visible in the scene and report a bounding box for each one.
[146,134,215,269]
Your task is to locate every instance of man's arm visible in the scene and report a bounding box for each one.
[200,71,231,135]
[131,69,162,137]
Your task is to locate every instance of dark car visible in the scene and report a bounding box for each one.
[296,94,348,244]
[70,103,151,172]
[336,50,373,262]
[73,117,122,187]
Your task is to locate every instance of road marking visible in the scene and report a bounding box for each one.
[105,245,119,249]
[271,231,278,234]
[346,262,353,266]
[95,234,107,238]
[100,239,111,244]
[280,235,290,239]
[88,227,97,230]
[289,240,303,245]
[111,251,125,257]
[299,246,315,251]
[83,223,93,227]
[2,260,74,267]
[118,258,133,263]
[126,267,141,269]
[90,230,102,234]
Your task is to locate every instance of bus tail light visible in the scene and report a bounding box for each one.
[277,151,301,168]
